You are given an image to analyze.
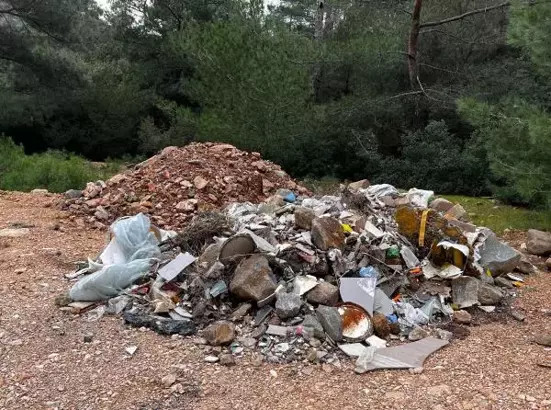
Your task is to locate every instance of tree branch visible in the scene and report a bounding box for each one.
[419,1,510,28]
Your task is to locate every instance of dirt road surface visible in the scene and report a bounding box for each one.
[1,192,550,410]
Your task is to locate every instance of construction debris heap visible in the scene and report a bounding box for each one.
[60,175,538,373]
[62,143,309,230]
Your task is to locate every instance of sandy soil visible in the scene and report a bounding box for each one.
[0,191,550,410]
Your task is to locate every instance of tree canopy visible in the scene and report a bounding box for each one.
[1,0,550,207]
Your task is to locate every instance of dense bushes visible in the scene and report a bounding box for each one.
[0,137,118,193]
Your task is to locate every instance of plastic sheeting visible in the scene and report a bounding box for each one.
[69,214,161,301]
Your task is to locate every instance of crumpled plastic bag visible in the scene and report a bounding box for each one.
[69,259,152,301]
[69,214,160,301]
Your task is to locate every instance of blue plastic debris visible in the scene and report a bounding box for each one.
[283,192,296,203]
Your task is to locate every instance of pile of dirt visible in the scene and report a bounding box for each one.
[62,143,309,230]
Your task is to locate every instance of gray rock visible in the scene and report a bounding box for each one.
[429,198,454,214]
[516,257,536,274]
[453,310,472,324]
[275,292,302,319]
[436,329,453,341]
[230,303,252,321]
[294,206,315,230]
[94,206,109,221]
[452,277,480,309]
[219,354,236,366]
[302,314,325,339]
[202,321,236,346]
[408,326,429,341]
[316,305,343,342]
[123,312,196,335]
[495,277,514,289]
[311,217,345,251]
[546,257,551,270]
[229,255,277,301]
[535,334,551,347]
[478,283,504,305]
[64,189,83,199]
[479,233,521,276]
[526,229,551,256]
[306,282,339,306]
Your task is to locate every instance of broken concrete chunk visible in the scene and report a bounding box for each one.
[275,292,302,319]
[316,305,343,342]
[347,179,370,191]
[202,321,236,346]
[452,276,480,309]
[311,217,345,251]
[526,229,551,256]
[306,282,339,306]
[429,198,454,214]
[266,324,289,337]
[229,255,277,301]
[478,233,521,276]
[445,204,468,221]
[366,335,388,349]
[339,343,368,357]
[302,315,325,339]
[294,206,316,230]
[477,283,504,306]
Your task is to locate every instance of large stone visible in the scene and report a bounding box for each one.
[479,233,521,276]
[275,292,302,319]
[546,258,551,270]
[348,179,370,191]
[452,277,480,308]
[371,313,391,338]
[495,277,514,289]
[306,282,339,306]
[311,217,345,251]
[202,321,236,346]
[478,283,504,305]
[316,305,343,342]
[453,310,472,324]
[429,198,454,214]
[64,189,83,199]
[302,315,325,339]
[535,334,551,347]
[294,207,316,230]
[445,204,468,221]
[229,255,277,301]
[526,229,551,256]
[516,256,536,274]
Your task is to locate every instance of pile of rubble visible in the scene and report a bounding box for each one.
[58,180,545,373]
[61,143,309,230]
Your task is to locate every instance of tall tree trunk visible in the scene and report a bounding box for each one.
[312,1,324,101]
[408,0,423,89]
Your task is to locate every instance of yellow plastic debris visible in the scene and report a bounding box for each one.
[418,210,429,247]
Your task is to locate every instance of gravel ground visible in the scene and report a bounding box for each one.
[0,191,550,410]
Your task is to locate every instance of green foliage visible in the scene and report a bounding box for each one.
[444,195,551,234]
[459,98,551,208]
[0,136,118,193]
[509,2,551,77]
[378,121,489,195]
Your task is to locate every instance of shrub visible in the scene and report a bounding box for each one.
[0,136,119,193]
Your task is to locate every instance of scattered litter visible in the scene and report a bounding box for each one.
[60,176,520,373]
[158,252,196,282]
[125,346,138,356]
[355,337,448,373]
